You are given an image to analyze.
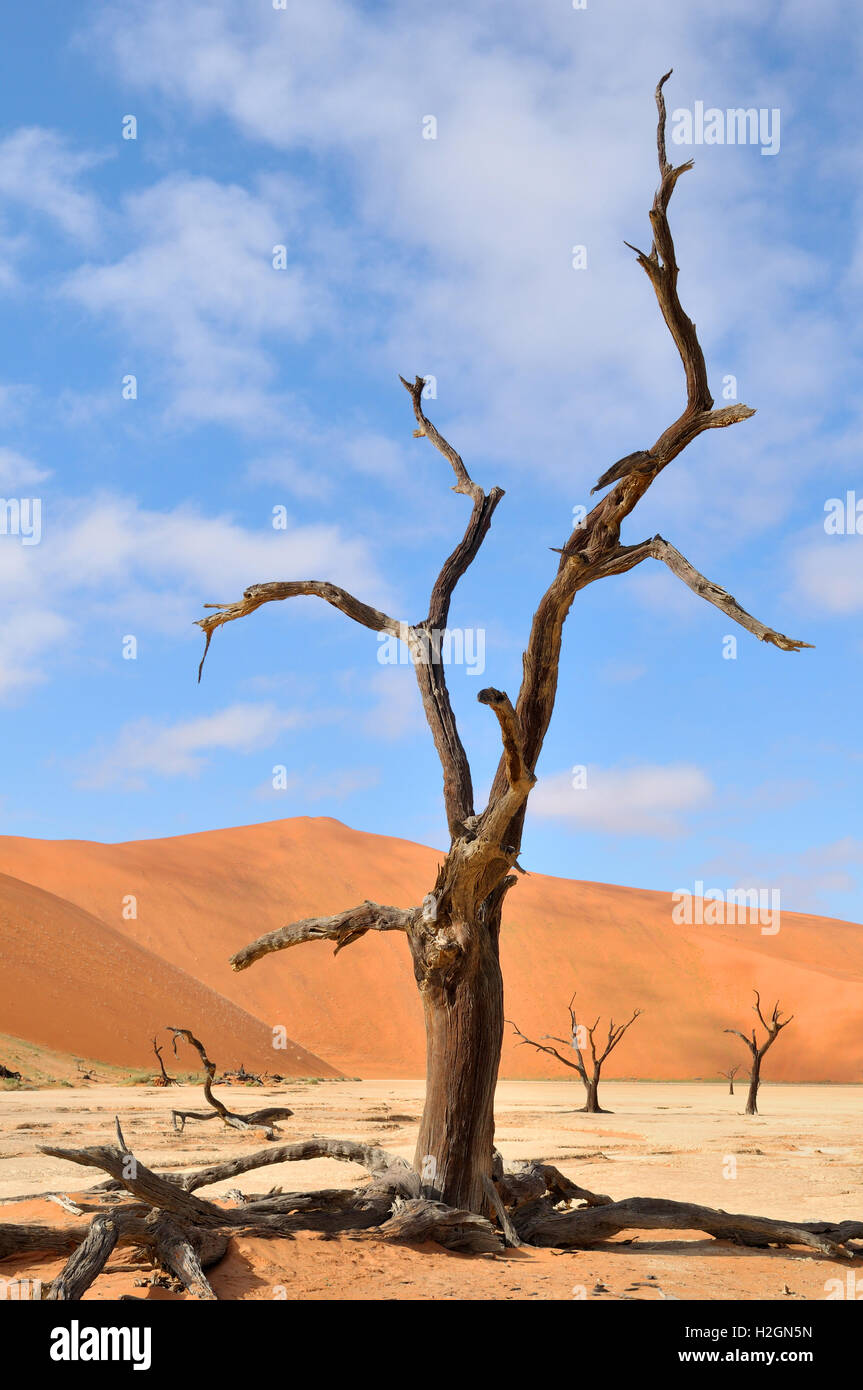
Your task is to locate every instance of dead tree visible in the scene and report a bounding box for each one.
[194,72,810,1213]
[725,992,793,1114]
[508,994,642,1112]
[166,1028,293,1140]
[719,1064,740,1095]
[152,1035,177,1087]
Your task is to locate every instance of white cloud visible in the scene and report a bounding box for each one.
[794,538,863,614]
[531,763,714,837]
[0,448,49,488]
[83,0,858,529]
[0,127,101,242]
[0,493,392,697]
[362,668,425,741]
[700,836,863,916]
[256,765,380,803]
[80,702,300,787]
[0,610,70,699]
[63,175,327,430]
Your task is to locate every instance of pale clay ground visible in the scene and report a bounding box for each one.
[1,1080,861,1301]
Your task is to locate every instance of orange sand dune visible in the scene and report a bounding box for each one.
[0,817,861,1081]
[0,870,340,1077]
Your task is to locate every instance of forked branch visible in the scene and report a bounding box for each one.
[166,1028,293,1139]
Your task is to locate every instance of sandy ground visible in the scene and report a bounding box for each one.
[1,1079,860,1301]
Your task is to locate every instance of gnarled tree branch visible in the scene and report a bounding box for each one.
[229,900,414,973]
[196,579,404,680]
[605,535,812,650]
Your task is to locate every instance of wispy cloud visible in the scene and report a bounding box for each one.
[531,763,714,837]
[0,127,102,243]
[79,702,301,787]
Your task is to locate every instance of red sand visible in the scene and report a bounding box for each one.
[0,870,338,1077]
[1,816,861,1080]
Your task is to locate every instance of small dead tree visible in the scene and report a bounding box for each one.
[193,73,811,1211]
[718,1064,740,1095]
[508,994,642,1113]
[152,1035,177,1087]
[725,992,793,1115]
[167,1028,293,1140]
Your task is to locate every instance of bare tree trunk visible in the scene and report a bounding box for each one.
[413,906,504,1212]
[745,1058,761,1115]
[582,1075,603,1113]
[726,993,791,1116]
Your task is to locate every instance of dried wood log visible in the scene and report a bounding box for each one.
[511,1195,863,1257]
[39,1143,241,1229]
[144,1211,222,1300]
[45,1213,120,1300]
[179,1138,410,1192]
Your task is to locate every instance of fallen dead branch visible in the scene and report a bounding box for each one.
[166,1027,293,1139]
[2,1113,856,1302]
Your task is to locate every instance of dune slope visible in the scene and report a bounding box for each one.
[0,817,861,1081]
[0,870,340,1077]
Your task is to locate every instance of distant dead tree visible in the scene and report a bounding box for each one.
[166,1028,293,1140]
[725,992,793,1115]
[0,1062,22,1082]
[718,1064,740,1095]
[151,1035,177,1087]
[508,994,642,1113]
[192,72,810,1217]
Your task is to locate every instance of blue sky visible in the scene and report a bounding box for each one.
[0,0,860,921]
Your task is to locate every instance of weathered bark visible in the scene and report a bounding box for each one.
[412,903,505,1212]
[15,1125,862,1301]
[745,1057,762,1115]
[512,1194,863,1258]
[144,1212,220,1300]
[45,1213,120,1299]
[582,1076,604,1114]
[357,1197,503,1253]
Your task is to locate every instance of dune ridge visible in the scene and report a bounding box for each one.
[0,817,860,1081]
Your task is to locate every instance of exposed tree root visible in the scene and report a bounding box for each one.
[511,1194,863,1258]
[1,1129,856,1301]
